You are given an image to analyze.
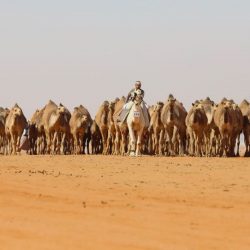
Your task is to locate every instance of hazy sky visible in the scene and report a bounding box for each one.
[0,0,249,118]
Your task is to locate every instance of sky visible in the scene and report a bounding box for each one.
[0,0,249,118]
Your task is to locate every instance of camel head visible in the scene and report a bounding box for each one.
[232,103,239,111]
[81,115,88,123]
[3,108,10,119]
[114,97,120,103]
[77,114,88,129]
[109,101,116,112]
[12,104,23,117]
[102,101,110,113]
[156,102,164,112]
[57,103,66,115]
[134,94,143,106]
[221,99,232,110]
[192,102,204,111]
[242,99,249,106]
[167,94,176,107]
[191,102,206,124]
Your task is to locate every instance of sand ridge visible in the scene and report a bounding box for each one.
[0,156,250,250]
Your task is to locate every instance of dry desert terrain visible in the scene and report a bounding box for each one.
[1,155,250,250]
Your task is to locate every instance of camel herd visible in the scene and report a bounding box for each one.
[0,96,250,157]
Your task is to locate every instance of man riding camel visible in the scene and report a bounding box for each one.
[118,81,149,127]
[126,81,145,103]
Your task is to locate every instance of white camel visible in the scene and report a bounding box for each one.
[126,94,147,156]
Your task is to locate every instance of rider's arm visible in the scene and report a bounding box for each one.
[141,89,145,98]
[126,89,134,102]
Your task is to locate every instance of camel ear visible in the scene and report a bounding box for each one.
[192,103,195,106]
[216,104,219,107]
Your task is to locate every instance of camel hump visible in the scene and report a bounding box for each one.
[13,103,20,108]
[47,100,56,106]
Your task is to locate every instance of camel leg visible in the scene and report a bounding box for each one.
[60,133,66,155]
[11,133,17,155]
[229,133,236,157]
[86,134,91,155]
[164,128,170,156]
[186,128,191,156]
[148,132,153,155]
[194,133,198,156]
[7,135,11,155]
[37,137,41,154]
[17,135,21,155]
[172,126,179,156]
[45,132,51,154]
[107,130,112,155]
[151,134,155,155]
[0,135,4,154]
[7,137,10,155]
[236,133,241,157]
[78,134,82,154]
[0,136,2,154]
[41,135,46,154]
[58,133,63,154]
[220,134,227,157]
[216,135,221,156]
[136,128,144,157]
[114,130,121,155]
[112,130,116,155]
[225,134,230,157]
[121,132,127,156]
[178,129,186,156]
[128,125,136,156]
[247,134,250,157]
[159,129,165,156]
[155,131,160,155]
[208,131,213,156]
[2,136,6,155]
[101,130,108,155]
[1,136,4,154]
[190,131,195,156]
[247,132,250,157]
[36,136,40,154]
[243,130,247,157]
[73,134,78,154]
[197,133,203,157]
[51,132,57,154]
[166,127,174,156]
[91,135,96,154]
[80,134,84,154]
[6,135,10,155]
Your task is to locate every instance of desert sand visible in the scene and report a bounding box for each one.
[0,155,250,250]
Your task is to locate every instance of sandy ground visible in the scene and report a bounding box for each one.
[0,155,250,250]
